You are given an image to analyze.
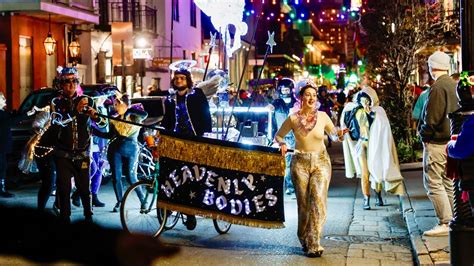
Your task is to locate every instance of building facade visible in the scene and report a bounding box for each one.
[0,0,98,109]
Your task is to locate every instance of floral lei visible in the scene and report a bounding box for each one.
[295,110,318,136]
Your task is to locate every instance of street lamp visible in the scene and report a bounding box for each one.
[135,36,148,48]
[43,14,56,56]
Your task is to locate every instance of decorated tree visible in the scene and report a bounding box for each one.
[360,0,459,162]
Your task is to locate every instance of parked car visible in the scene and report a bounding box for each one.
[9,84,119,181]
[130,96,166,128]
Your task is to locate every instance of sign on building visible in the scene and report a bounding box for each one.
[133,48,153,59]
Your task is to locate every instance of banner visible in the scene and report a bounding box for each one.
[157,131,285,229]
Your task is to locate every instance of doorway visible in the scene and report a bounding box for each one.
[19,36,33,103]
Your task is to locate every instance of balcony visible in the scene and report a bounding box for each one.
[51,0,96,13]
[0,0,98,24]
[99,1,157,35]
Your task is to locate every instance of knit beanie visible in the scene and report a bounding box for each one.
[428,51,451,70]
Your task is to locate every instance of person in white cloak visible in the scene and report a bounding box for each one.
[341,85,404,210]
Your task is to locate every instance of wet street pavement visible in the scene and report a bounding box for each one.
[0,142,415,265]
[152,172,413,266]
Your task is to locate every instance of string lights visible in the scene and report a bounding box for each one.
[242,1,365,25]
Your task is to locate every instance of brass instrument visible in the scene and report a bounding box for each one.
[18,110,53,174]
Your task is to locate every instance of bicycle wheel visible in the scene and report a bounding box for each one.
[157,209,180,230]
[120,180,167,237]
[213,219,231,234]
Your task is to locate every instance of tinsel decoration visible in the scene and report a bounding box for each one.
[157,134,285,177]
[157,201,285,229]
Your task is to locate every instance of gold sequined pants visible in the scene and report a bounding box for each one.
[290,150,331,253]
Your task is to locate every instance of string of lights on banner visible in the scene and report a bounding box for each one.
[243,0,367,24]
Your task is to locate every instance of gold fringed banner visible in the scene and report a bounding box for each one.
[157,132,286,229]
[157,134,285,177]
[158,201,285,229]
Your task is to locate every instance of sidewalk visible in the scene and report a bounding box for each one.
[399,164,450,265]
[330,144,444,265]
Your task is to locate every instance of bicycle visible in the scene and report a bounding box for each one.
[119,162,167,237]
[157,208,232,234]
[135,142,156,180]
[120,140,232,237]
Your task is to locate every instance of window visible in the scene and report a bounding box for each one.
[173,0,180,22]
[190,1,197,27]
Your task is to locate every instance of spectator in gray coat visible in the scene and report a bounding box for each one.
[418,51,458,236]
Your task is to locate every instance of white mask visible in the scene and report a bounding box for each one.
[360,96,371,109]
[280,87,291,96]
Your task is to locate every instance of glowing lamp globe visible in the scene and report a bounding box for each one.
[69,39,81,58]
[43,33,56,56]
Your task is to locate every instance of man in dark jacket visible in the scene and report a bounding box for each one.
[418,51,458,236]
[0,92,36,197]
[162,67,212,136]
[161,66,211,230]
[49,67,103,223]
[271,78,297,195]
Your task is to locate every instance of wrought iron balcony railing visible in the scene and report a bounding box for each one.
[100,1,157,34]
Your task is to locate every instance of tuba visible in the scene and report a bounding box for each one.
[18,109,54,174]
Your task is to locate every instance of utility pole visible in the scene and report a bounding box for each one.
[449,3,474,266]
[170,0,174,81]
[121,40,126,93]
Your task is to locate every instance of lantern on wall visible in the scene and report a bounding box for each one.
[43,14,56,56]
[68,23,81,63]
[69,38,81,58]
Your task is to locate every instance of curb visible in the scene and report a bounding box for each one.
[400,162,423,172]
[332,161,423,172]
[332,162,423,172]
[399,194,434,266]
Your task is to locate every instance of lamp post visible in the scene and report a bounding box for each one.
[461,0,474,71]
[449,2,474,265]
[43,14,56,56]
